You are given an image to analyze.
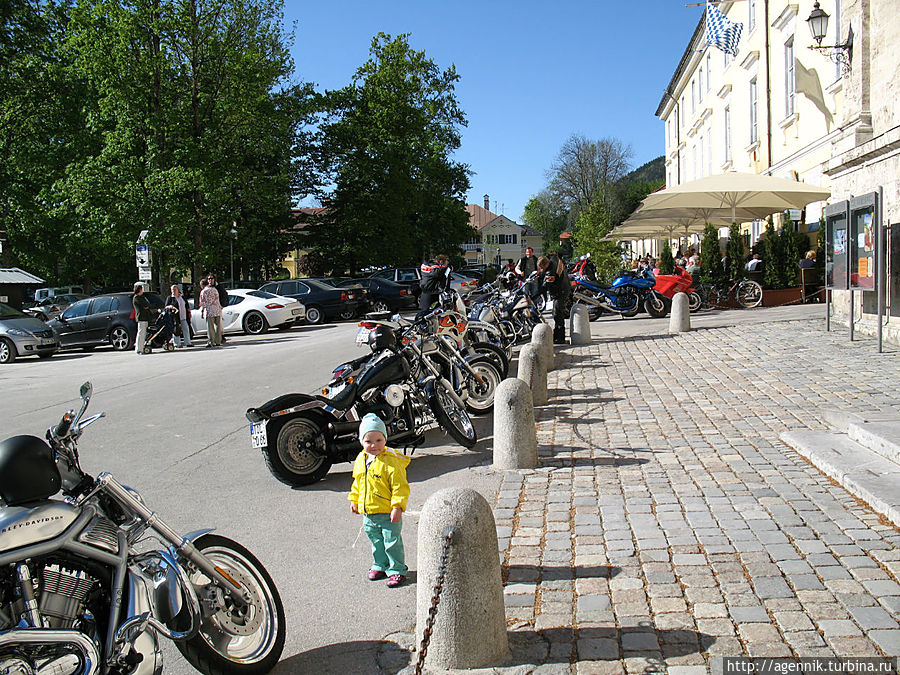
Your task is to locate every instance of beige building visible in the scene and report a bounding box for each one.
[656,0,899,344]
[462,196,542,266]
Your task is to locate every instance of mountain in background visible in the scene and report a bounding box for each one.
[622,155,665,185]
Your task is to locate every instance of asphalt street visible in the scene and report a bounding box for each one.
[0,319,501,674]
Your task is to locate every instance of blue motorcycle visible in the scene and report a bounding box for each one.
[571,268,670,319]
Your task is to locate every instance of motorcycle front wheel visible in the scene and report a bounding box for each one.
[643,293,670,318]
[688,290,703,312]
[469,340,509,378]
[430,378,477,448]
[462,356,502,416]
[177,534,286,675]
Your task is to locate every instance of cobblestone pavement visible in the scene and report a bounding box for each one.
[490,312,900,674]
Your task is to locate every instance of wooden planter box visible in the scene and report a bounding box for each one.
[762,287,803,307]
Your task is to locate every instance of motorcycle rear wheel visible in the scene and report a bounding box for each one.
[263,416,331,486]
[688,290,703,312]
[430,379,477,448]
[176,534,285,675]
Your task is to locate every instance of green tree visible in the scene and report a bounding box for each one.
[571,195,623,284]
[522,191,567,254]
[659,240,674,274]
[725,221,745,280]
[698,222,721,284]
[760,221,782,288]
[307,33,471,274]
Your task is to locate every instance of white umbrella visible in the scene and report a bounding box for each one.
[638,171,831,222]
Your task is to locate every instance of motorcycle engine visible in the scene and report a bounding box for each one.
[0,563,98,675]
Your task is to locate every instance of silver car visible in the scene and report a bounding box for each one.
[0,302,60,363]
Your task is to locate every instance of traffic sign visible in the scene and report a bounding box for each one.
[135,243,150,267]
[138,267,152,280]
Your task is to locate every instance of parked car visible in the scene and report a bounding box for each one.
[257,279,360,325]
[367,267,479,299]
[0,302,59,363]
[307,278,368,319]
[23,293,90,321]
[337,277,417,314]
[31,285,85,304]
[48,292,164,351]
[189,289,305,336]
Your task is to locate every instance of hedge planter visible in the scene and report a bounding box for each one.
[762,287,803,307]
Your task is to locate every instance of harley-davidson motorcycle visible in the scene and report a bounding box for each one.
[0,383,285,675]
[247,316,477,488]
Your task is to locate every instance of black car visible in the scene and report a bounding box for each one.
[338,277,417,314]
[49,292,164,351]
[257,279,359,325]
[367,267,422,300]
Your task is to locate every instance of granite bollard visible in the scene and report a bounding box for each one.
[516,343,547,406]
[416,488,510,670]
[493,377,538,469]
[531,323,554,372]
[570,303,592,345]
[668,291,691,333]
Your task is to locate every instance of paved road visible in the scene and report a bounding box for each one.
[0,320,500,674]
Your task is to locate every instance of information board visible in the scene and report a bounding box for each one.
[824,201,849,290]
[849,193,878,291]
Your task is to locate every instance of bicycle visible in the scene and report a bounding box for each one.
[698,277,763,309]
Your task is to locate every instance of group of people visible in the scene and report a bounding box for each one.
[131,273,229,354]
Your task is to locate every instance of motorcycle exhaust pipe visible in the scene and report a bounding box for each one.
[0,629,101,675]
[572,292,603,307]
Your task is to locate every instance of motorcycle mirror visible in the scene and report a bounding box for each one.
[80,381,92,401]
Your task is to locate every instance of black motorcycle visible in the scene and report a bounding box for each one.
[246,318,477,487]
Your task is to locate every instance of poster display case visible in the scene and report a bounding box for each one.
[849,193,878,291]
[824,201,849,290]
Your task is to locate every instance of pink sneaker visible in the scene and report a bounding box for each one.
[386,574,406,588]
[367,570,386,581]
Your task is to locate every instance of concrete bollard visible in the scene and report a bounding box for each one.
[416,488,510,670]
[531,323,554,372]
[668,292,691,334]
[516,343,547,407]
[569,303,592,345]
[493,377,538,469]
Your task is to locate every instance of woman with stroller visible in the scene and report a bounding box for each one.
[165,284,192,348]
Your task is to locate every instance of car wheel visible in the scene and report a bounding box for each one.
[243,310,269,335]
[109,326,133,351]
[305,306,324,325]
[339,307,356,321]
[0,338,17,364]
[372,300,391,313]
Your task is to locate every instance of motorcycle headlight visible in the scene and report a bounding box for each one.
[384,384,405,407]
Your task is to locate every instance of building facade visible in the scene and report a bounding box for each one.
[656,0,898,344]
[463,196,542,266]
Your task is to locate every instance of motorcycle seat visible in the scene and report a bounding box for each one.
[318,382,358,410]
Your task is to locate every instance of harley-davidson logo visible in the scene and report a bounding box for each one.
[1,515,65,535]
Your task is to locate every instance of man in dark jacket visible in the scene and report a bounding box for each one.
[418,254,450,312]
[537,252,571,344]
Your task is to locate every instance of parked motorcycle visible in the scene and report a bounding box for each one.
[652,266,702,312]
[0,382,285,675]
[247,316,477,487]
[572,268,670,319]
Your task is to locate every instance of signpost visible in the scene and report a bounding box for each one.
[135,230,152,289]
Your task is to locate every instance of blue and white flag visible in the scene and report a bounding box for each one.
[705,1,743,56]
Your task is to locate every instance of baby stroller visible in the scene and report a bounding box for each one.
[143,308,177,353]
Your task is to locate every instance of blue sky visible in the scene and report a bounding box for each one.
[283,1,703,222]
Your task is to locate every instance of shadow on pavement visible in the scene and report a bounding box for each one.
[505,563,621,583]
[273,639,411,674]
[507,625,710,667]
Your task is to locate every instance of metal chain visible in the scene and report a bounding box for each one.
[415,526,456,675]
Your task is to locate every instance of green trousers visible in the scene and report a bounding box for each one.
[363,513,407,576]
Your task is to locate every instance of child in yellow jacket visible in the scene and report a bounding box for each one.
[349,413,410,587]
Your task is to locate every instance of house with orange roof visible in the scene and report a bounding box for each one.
[462,195,542,266]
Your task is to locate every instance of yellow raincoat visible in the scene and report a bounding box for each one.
[348,448,410,515]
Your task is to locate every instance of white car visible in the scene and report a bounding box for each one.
[190,289,305,336]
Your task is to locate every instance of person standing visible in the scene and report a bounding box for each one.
[165,284,192,348]
[515,247,538,278]
[537,251,571,344]
[132,283,152,355]
[418,254,450,312]
[199,274,223,348]
[209,275,229,344]
[348,413,410,588]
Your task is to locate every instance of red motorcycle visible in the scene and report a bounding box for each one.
[653,266,702,312]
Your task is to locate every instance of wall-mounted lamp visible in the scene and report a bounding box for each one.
[806,1,853,74]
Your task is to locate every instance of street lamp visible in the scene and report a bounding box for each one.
[495,247,501,270]
[806,1,853,74]
[229,221,237,287]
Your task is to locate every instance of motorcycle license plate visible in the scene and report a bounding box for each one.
[355,326,370,345]
[250,422,268,449]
